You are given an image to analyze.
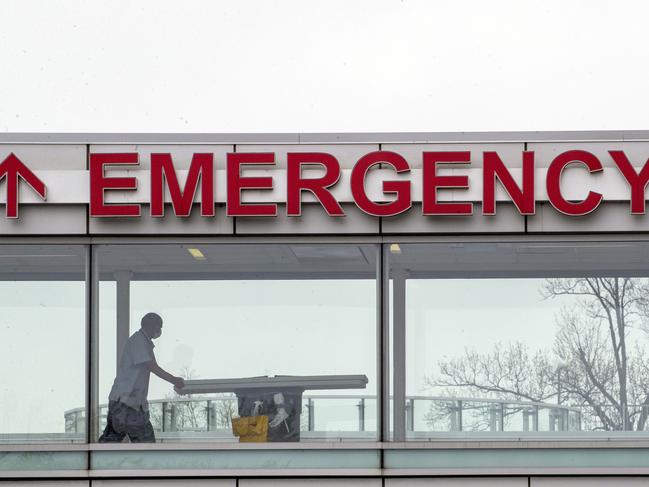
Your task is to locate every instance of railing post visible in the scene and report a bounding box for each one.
[211,400,218,430]
[489,404,497,432]
[206,400,212,432]
[450,402,457,431]
[406,399,414,432]
[523,408,529,432]
[533,405,539,432]
[499,402,505,431]
[577,410,582,431]
[162,402,167,432]
[170,403,177,432]
[358,398,366,432]
[457,400,463,432]
[307,398,314,431]
[549,409,556,431]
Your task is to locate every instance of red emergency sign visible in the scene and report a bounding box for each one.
[1,149,649,218]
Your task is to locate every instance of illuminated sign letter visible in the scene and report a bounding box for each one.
[610,150,649,214]
[90,153,141,217]
[286,152,344,216]
[483,151,535,215]
[226,153,277,216]
[150,153,215,217]
[546,150,603,216]
[422,152,472,215]
[350,151,411,217]
[0,153,46,218]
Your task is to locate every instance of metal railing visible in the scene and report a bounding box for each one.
[61,394,581,439]
[406,395,582,434]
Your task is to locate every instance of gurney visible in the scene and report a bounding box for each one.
[176,374,368,441]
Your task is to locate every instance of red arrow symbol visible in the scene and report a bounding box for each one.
[0,153,47,218]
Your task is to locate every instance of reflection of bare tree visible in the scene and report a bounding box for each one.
[425,400,528,432]
[213,394,237,429]
[149,366,238,433]
[171,366,203,430]
[425,343,554,431]
[426,277,649,431]
[428,342,555,402]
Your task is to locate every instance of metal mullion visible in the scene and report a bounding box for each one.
[84,244,92,452]
[392,269,407,441]
[379,244,390,443]
[88,244,100,445]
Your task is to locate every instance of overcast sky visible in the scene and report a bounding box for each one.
[0,0,647,133]
[2,0,649,436]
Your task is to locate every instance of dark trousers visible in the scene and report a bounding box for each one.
[98,400,156,443]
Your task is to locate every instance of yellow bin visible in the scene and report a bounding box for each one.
[231,415,269,442]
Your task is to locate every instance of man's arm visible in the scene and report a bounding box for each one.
[147,360,185,389]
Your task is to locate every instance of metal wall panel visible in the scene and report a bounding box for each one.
[381,203,525,233]
[381,143,525,168]
[235,203,379,234]
[0,145,86,170]
[235,144,380,168]
[527,202,649,233]
[94,481,235,487]
[0,483,88,487]
[387,479,527,487]
[89,145,234,169]
[528,141,649,167]
[89,205,233,235]
[240,480,381,487]
[91,450,380,471]
[531,478,649,487]
[0,205,86,235]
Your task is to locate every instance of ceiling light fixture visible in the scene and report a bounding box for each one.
[187,248,206,261]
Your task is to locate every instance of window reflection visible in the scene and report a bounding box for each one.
[390,242,649,437]
[0,245,86,443]
[96,244,378,442]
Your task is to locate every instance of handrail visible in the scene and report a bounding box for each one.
[63,394,583,435]
[63,394,580,416]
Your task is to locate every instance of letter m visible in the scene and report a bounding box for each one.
[150,153,215,217]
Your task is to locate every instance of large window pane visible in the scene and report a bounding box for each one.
[389,241,649,438]
[0,245,87,443]
[95,244,378,443]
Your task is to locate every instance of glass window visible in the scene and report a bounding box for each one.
[388,241,649,438]
[0,245,87,443]
[94,243,378,443]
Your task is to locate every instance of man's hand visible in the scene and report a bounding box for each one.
[149,361,186,391]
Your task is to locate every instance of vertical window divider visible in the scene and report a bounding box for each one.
[88,244,100,445]
[392,267,408,442]
[380,243,391,445]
